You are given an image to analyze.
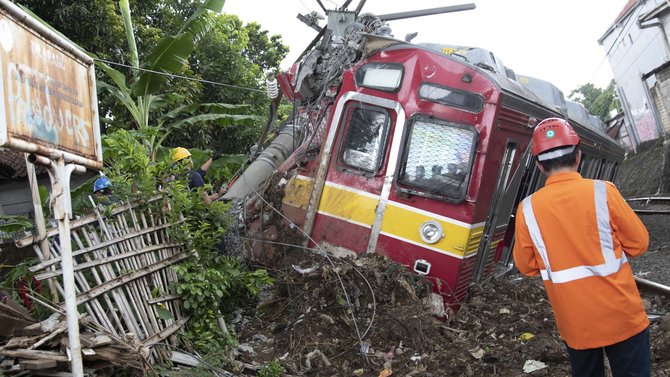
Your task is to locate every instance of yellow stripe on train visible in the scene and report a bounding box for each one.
[318,183,378,227]
[313,180,484,258]
[381,203,483,258]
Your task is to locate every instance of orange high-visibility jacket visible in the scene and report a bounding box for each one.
[513,172,649,350]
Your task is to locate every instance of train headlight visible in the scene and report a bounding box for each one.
[355,63,404,92]
[419,220,444,244]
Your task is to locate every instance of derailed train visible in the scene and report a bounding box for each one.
[222,4,624,314]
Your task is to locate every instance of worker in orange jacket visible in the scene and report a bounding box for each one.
[513,118,650,377]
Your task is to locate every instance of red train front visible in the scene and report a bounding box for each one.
[227,13,624,315]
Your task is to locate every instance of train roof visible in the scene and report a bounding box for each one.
[372,40,623,158]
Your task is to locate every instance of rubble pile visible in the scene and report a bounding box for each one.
[0,312,149,376]
[233,247,670,376]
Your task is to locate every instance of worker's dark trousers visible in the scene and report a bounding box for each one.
[566,327,650,377]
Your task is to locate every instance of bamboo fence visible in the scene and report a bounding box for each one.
[15,197,190,362]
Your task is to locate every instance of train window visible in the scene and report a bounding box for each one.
[593,159,603,178]
[355,63,404,92]
[340,104,391,173]
[578,154,587,174]
[600,162,606,178]
[418,83,484,113]
[397,116,477,202]
[579,155,594,177]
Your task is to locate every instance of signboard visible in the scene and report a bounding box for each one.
[0,1,102,169]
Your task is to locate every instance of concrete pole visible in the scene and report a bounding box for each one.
[222,125,301,200]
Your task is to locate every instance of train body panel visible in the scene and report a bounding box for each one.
[236,11,625,314]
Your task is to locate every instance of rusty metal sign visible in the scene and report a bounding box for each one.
[0,0,102,170]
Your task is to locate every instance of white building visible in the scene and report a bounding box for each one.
[599,0,670,150]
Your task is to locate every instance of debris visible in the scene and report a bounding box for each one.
[661,314,670,331]
[292,264,319,275]
[469,346,485,359]
[499,308,511,314]
[19,359,57,370]
[172,351,201,367]
[319,314,335,324]
[518,332,536,341]
[304,349,331,369]
[238,343,256,357]
[523,359,547,373]
[378,368,392,377]
[40,313,61,333]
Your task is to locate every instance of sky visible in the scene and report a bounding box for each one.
[223,0,630,96]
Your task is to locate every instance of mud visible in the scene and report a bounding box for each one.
[229,142,670,376]
[233,245,670,376]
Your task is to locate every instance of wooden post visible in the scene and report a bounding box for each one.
[24,153,59,303]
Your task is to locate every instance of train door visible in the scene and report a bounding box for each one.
[492,145,547,273]
[305,92,405,254]
[471,141,526,283]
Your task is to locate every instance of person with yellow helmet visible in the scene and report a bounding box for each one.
[171,147,226,204]
[513,118,650,377]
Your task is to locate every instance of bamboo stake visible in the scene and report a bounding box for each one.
[50,240,111,332]
[72,252,189,305]
[111,215,160,338]
[28,222,177,272]
[85,203,144,337]
[70,229,123,334]
[79,226,137,335]
[97,212,149,338]
[24,153,60,304]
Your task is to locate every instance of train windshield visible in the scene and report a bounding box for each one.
[341,104,391,173]
[398,117,477,201]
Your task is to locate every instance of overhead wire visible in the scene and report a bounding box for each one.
[237,176,377,361]
[586,4,644,85]
[93,57,266,94]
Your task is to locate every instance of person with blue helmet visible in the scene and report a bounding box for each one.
[93,176,112,194]
[93,176,115,206]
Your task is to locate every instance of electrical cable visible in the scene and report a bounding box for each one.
[587,4,644,85]
[94,58,266,94]
[238,180,375,362]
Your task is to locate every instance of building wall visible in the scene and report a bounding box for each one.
[601,0,670,145]
[651,65,670,134]
[0,172,95,217]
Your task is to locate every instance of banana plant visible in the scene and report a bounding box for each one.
[96,0,258,160]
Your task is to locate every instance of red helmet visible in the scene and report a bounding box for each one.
[531,118,580,158]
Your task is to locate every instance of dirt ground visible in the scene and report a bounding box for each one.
[232,245,670,377]
[229,143,670,377]
[616,141,670,287]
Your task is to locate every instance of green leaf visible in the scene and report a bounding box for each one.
[178,0,226,43]
[96,61,131,95]
[156,306,174,321]
[0,215,33,232]
[15,4,88,54]
[38,185,50,208]
[171,113,258,130]
[211,154,246,169]
[132,33,195,96]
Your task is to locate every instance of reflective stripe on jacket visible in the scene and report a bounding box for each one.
[522,180,628,283]
[513,172,649,349]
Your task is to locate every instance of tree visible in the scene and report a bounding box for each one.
[13,0,201,62]
[569,80,620,121]
[16,0,289,155]
[95,0,262,162]
[179,14,289,154]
